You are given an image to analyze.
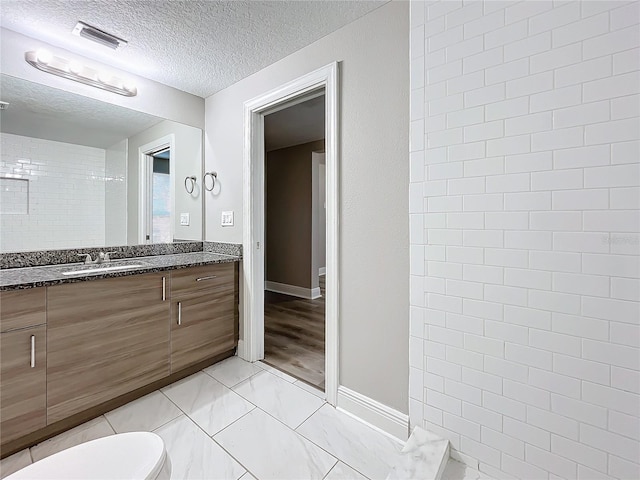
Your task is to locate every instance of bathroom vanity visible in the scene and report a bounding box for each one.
[0,251,240,457]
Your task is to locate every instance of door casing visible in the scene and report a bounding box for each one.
[240,62,339,406]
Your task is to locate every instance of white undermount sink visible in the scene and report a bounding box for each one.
[62,263,146,276]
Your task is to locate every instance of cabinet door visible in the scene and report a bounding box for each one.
[46,273,170,423]
[0,325,47,444]
[171,288,236,372]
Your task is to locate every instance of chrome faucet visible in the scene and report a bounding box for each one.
[77,253,94,264]
[76,251,118,265]
[96,251,117,264]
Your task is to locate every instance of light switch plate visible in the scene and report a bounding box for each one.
[221,211,234,226]
[180,213,190,226]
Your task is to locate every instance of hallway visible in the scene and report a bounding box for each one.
[264,276,325,390]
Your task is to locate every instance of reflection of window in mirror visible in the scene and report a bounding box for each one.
[150,149,171,243]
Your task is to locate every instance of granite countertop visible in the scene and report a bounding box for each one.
[0,252,241,291]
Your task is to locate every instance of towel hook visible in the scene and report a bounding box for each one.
[184,176,196,194]
[204,171,217,192]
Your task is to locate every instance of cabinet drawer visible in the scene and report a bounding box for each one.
[0,325,47,444]
[0,288,46,333]
[170,263,235,299]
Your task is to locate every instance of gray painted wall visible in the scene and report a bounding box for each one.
[127,120,203,244]
[266,140,324,289]
[205,1,410,413]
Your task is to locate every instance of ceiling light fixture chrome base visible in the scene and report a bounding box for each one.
[25,50,137,97]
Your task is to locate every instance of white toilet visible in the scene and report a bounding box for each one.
[6,432,171,480]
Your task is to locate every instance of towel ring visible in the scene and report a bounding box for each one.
[204,171,217,192]
[184,176,196,194]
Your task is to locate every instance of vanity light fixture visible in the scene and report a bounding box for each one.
[72,21,127,50]
[25,50,137,97]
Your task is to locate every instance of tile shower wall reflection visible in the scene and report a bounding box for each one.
[105,139,128,246]
[0,177,28,214]
[0,133,111,251]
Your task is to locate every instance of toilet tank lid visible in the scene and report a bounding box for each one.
[6,432,167,480]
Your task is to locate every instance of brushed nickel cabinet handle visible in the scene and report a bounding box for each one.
[30,335,35,368]
[177,302,182,326]
[195,275,217,282]
[162,277,166,301]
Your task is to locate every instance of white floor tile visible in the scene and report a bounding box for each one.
[324,461,369,479]
[104,391,182,433]
[232,370,325,428]
[297,405,403,480]
[294,380,326,399]
[204,356,263,388]
[257,361,298,382]
[156,415,245,480]
[214,408,337,480]
[161,372,255,435]
[30,416,114,462]
[239,473,257,480]
[0,449,31,479]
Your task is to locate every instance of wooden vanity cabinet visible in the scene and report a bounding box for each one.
[1,261,239,456]
[0,289,47,445]
[46,273,170,423]
[170,263,238,372]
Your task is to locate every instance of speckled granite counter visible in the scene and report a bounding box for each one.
[0,252,241,291]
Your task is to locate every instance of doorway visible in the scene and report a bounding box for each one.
[241,63,339,405]
[263,96,326,389]
[149,148,171,243]
[138,134,175,244]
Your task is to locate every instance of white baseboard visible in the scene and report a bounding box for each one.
[337,386,409,442]
[319,267,326,276]
[265,281,321,300]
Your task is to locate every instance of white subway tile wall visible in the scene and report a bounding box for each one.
[104,139,128,246]
[0,133,106,251]
[410,1,639,479]
[0,177,29,214]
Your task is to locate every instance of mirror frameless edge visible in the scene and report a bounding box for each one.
[0,73,204,254]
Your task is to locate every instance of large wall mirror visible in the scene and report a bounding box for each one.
[0,74,203,253]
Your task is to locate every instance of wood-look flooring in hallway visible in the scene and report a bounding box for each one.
[264,276,325,390]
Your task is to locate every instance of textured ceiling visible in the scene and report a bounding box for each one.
[0,74,163,148]
[265,94,325,151]
[0,0,386,98]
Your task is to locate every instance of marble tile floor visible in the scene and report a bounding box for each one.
[1,356,410,480]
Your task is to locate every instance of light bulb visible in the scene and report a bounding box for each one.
[35,49,52,65]
[98,71,112,83]
[111,77,123,88]
[123,82,136,93]
[69,61,83,75]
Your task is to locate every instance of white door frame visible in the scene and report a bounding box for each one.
[138,134,175,244]
[241,62,339,406]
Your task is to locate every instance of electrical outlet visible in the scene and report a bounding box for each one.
[221,211,234,226]
[180,213,190,226]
